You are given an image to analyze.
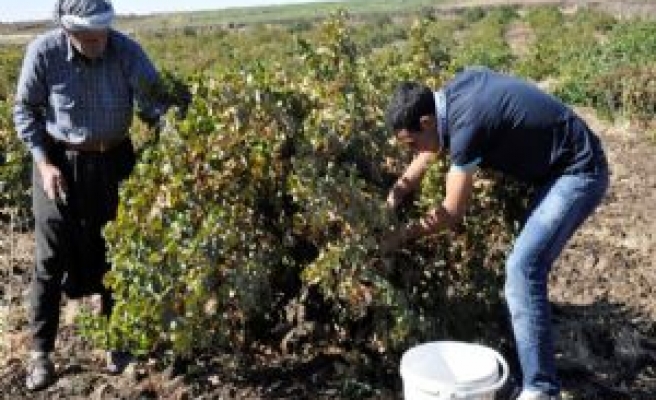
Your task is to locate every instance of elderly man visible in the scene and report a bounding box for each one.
[14,0,167,390]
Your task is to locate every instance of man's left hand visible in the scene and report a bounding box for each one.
[379,229,405,254]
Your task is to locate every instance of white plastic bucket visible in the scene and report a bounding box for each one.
[400,341,509,400]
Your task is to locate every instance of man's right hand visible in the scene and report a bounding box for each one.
[386,151,435,211]
[386,187,401,211]
[37,161,66,202]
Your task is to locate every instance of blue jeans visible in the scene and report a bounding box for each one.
[504,164,609,395]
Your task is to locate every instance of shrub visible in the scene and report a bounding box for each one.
[80,13,528,358]
[587,65,656,123]
[451,8,515,73]
[0,97,31,221]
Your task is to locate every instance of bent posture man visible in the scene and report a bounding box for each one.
[384,67,609,400]
[14,0,168,390]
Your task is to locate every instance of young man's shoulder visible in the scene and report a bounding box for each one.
[451,66,494,83]
[445,68,489,119]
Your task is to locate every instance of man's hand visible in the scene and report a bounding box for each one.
[379,215,438,255]
[379,229,405,254]
[379,221,422,254]
[386,185,405,211]
[387,151,435,211]
[37,161,67,202]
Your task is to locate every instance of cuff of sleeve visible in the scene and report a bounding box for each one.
[31,147,47,164]
[450,157,481,172]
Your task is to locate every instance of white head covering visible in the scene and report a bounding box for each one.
[54,0,115,31]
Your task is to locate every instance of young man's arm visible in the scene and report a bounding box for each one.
[382,168,475,251]
[386,151,436,209]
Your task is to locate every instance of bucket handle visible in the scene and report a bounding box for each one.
[448,349,510,399]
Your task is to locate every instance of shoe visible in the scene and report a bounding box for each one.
[25,353,55,391]
[516,389,561,400]
[106,350,133,374]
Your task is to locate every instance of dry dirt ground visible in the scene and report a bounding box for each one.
[548,111,656,399]
[1,108,655,399]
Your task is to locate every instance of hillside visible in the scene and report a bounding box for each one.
[1,0,655,40]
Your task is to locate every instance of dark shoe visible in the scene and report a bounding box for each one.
[106,350,133,374]
[25,354,55,391]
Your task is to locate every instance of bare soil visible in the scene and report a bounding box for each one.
[548,110,656,399]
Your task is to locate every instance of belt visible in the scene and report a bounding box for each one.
[58,137,128,153]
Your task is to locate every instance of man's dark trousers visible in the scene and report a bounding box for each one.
[29,139,135,352]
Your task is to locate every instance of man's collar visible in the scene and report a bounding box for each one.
[434,89,449,149]
[65,31,75,61]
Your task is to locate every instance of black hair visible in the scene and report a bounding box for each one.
[385,82,435,133]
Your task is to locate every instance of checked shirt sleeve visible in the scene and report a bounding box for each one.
[13,39,49,163]
[126,42,168,127]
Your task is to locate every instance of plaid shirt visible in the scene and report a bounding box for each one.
[13,28,165,162]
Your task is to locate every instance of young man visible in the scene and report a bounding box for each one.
[13,0,168,391]
[383,67,609,400]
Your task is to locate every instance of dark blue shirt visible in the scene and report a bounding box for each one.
[441,67,604,184]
